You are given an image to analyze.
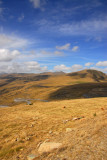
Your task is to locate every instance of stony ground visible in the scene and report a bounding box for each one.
[0,97,107,160]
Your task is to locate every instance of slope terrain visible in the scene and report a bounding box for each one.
[0,69,107,106]
[0,69,107,160]
[0,98,107,160]
[49,82,107,100]
[67,69,107,82]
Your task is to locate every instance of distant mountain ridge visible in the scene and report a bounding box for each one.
[67,69,107,82]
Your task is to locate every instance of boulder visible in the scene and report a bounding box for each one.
[27,154,38,160]
[66,128,72,133]
[38,142,62,153]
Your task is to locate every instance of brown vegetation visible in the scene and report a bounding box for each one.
[0,98,107,160]
[0,69,107,160]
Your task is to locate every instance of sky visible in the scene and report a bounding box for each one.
[0,0,107,73]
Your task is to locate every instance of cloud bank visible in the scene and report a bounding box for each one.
[0,34,28,49]
[0,49,20,62]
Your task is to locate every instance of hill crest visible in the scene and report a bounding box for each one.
[67,69,107,82]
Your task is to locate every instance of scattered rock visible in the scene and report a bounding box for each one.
[72,116,84,121]
[15,138,20,142]
[29,134,34,137]
[25,137,30,141]
[38,142,62,153]
[16,156,20,159]
[30,124,34,128]
[72,117,80,121]
[63,106,66,108]
[33,117,39,120]
[66,128,72,133]
[27,154,39,160]
[27,101,33,105]
[49,130,53,134]
[63,120,69,124]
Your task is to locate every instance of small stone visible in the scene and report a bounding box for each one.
[25,137,30,141]
[16,156,20,159]
[49,130,52,134]
[30,124,34,127]
[15,138,20,142]
[63,120,69,124]
[38,142,62,153]
[72,116,84,121]
[66,128,72,133]
[33,117,39,120]
[63,106,66,108]
[20,148,24,151]
[72,117,79,121]
[27,154,38,160]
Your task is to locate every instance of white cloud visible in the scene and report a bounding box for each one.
[18,14,24,22]
[0,61,48,73]
[95,37,102,42]
[56,43,70,50]
[71,64,83,72]
[24,61,40,70]
[72,46,79,52]
[54,51,63,55]
[59,18,107,37]
[37,18,107,38]
[96,61,107,67]
[41,50,51,55]
[90,67,107,73]
[53,64,83,72]
[85,62,94,67]
[0,49,20,62]
[41,50,63,56]
[30,0,41,8]
[54,64,70,72]
[25,61,48,72]
[0,34,28,49]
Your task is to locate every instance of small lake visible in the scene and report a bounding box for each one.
[14,98,49,104]
[0,105,9,108]
[0,98,49,108]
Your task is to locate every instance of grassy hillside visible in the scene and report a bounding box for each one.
[68,69,107,82]
[0,97,107,160]
[49,82,107,100]
[0,69,107,106]
[0,69,107,160]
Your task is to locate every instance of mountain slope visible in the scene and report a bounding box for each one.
[49,82,107,100]
[0,97,107,160]
[0,69,107,106]
[67,69,107,82]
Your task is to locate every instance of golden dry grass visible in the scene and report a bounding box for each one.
[0,97,107,160]
[0,72,106,105]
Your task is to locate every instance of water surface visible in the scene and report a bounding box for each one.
[0,105,9,108]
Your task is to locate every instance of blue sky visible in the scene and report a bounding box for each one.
[0,0,107,73]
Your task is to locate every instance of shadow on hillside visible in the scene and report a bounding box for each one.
[0,75,51,87]
[48,82,107,100]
